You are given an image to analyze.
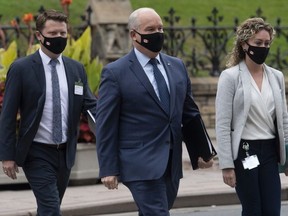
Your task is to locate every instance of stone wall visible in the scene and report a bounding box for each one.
[191,77,218,129]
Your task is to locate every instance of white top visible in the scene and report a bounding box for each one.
[33,49,69,144]
[241,70,276,140]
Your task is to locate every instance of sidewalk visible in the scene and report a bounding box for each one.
[0,144,288,216]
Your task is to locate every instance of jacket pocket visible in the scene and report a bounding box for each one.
[120,140,143,149]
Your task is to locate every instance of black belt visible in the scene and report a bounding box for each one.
[240,138,276,145]
[33,141,67,150]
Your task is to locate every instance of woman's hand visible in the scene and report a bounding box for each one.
[222,168,236,188]
[284,168,288,176]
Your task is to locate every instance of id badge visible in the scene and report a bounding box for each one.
[74,81,83,95]
[242,155,260,170]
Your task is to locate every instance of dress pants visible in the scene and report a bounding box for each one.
[22,143,71,216]
[234,139,281,216]
[123,152,179,216]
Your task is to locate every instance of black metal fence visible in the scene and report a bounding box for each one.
[162,7,288,77]
[0,5,89,57]
[1,6,288,77]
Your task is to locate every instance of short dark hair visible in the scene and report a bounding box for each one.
[36,9,68,32]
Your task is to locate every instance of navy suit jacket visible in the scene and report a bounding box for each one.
[0,51,97,169]
[96,49,214,182]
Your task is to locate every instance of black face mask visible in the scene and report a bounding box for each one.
[134,30,164,52]
[244,42,270,64]
[39,32,67,54]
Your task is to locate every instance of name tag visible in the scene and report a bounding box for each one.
[242,155,260,170]
[74,81,83,95]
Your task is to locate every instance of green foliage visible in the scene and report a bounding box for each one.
[0,41,17,81]
[64,27,102,95]
[0,26,102,94]
[86,57,102,94]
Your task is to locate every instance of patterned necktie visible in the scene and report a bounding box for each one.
[50,59,62,144]
[149,58,170,114]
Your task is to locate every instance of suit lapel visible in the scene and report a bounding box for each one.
[62,57,74,95]
[160,54,175,117]
[128,51,164,111]
[239,61,252,117]
[265,65,282,120]
[31,51,46,92]
[27,52,47,139]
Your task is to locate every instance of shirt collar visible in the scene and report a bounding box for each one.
[39,48,63,66]
[134,48,161,67]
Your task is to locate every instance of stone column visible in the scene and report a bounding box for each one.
[87,0,133,63]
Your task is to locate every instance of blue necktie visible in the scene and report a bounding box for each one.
[50,59,62,144]
[149,58,170,114]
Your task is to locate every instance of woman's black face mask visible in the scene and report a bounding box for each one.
[244,42,270,64]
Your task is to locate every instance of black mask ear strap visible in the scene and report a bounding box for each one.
[38,31,46,44]
[38,31,46,38]
[245,41,251,46]
[243,41,250,52]
[133,29,141,35]
[133,30,143,45]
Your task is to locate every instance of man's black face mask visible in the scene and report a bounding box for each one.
[134,30,164,53]
[39,32,67,54]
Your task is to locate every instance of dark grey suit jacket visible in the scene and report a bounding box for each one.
[0,51,97,169]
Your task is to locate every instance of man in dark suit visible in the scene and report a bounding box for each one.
[0,10,97,215]
[96,7,214,216]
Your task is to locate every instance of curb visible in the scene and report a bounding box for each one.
[58,188,288,216]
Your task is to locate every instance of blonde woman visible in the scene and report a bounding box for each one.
[216,17,288,216]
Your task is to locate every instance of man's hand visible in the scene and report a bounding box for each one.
[101,176,118,190]
[222,168,236,188]
[2,160,19,180]
[197,157,213,169]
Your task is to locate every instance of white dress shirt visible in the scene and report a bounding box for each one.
[34,49,69,144]
[134,48,170,100]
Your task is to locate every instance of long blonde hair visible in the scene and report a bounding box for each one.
[226,17,275,68]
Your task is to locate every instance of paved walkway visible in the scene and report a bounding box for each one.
[0,142,288,216]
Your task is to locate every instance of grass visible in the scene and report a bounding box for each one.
[0,0,287,27]
[130,0,288,26]
[1,0,288,74]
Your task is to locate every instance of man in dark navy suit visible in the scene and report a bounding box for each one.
[0,10,97,215]
[96,7,214,216]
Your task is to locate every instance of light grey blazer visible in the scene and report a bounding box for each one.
[216,61,288,169]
